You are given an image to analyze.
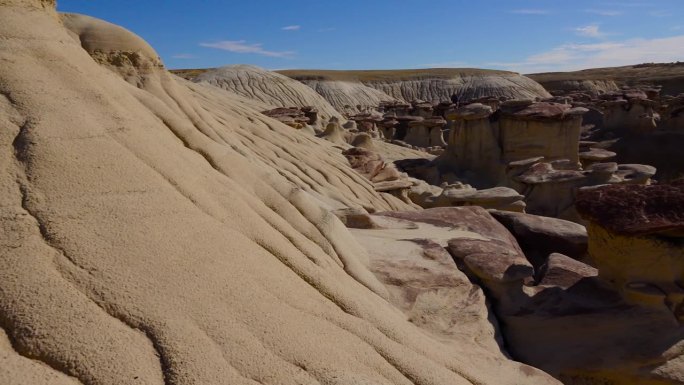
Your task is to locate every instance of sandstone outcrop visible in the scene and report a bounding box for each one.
[489,210,588,268]
[437,101,586,187]
[261,106,314,130]
[0,4,565,384]
[576,182,684,312]
[350,208,505,352]
[442,202,684,384]
[498,101,587,166]
[602,90,661,134]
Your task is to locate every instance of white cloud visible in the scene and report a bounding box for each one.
[282,25,301,31]
[487,35,684,73]
[200,40,295,58]
[171,54,196,59]
[575,24,604,38]
[585,9,622,16]
[510,9,549,15]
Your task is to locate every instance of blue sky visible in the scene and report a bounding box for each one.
[57,0,684,73]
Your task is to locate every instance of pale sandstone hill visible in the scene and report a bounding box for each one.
[279,68,552,107]
[0,3,558,385]
[526,79,620,96]
[194,65,344,124]
[529,63,684,96]
[292,79,401,115]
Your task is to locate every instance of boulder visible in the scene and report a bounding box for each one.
[536,253,597,288]
[489,210,588,267]
[351,207,549,363]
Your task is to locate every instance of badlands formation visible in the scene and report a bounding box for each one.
[1,2,683,385]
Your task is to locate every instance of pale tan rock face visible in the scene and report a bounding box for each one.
[441,104,504,185]
[0,4,561,385]
[587,223,684,306]
[604,98,660,134]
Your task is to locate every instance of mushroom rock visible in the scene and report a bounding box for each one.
[261,107,311,129]
[350,111,384,138]
[380,100,412,116]
[378,117,398,140]
[411,99,434,118]
[394,115,423,141]
[602,90,661,134]
[437,103,503,186]
[433,101,455,117]
[576,181,684,315]
[661,94,684,131]
[615,163,657,184]
[580,106,604,130]
[301,106,319,126]
[579,147,616,168]
[404,117,447,148]
[510,159,659,223]
[498,101,587,167]
[467,96,501,111]
[428,185,526,213]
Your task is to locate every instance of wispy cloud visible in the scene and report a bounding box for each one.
[200,40,295,58]
[487,35,684,73]
[510,9,549,15]
[575,24,604,38]
[282,25,301,31]
[650,10,672,17]
[171,54,196,59]
[585,9,622,16]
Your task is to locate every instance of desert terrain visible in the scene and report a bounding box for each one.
[1,1,683,385]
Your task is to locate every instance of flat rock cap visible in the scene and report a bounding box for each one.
[576,180,684,236]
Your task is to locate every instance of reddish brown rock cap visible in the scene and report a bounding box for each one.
[576,181,684,236]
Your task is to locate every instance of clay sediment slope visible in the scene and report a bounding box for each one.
[529,63,684,96]
[0,3,557,385]
[280,68,552,105]
[294,78,400,114]
[195,65,344,123]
